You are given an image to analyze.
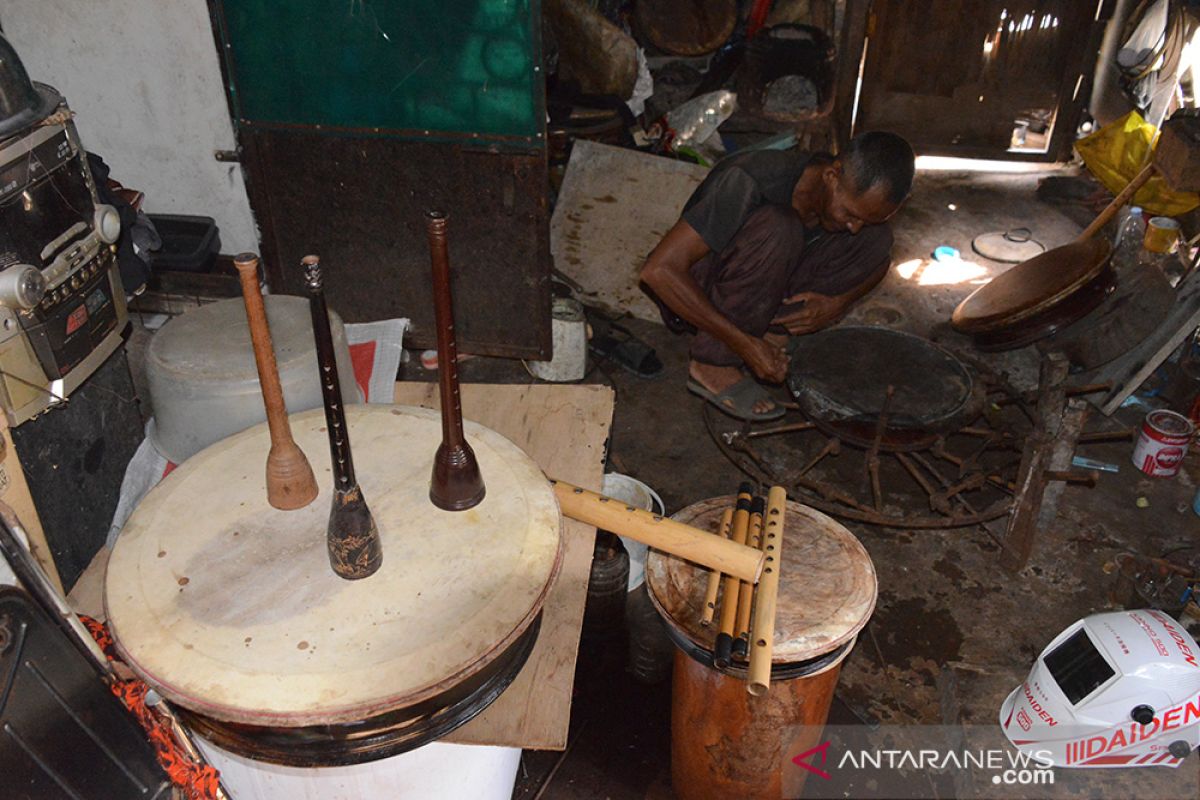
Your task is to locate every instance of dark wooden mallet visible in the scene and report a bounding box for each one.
[302,255,383,580]
[234,252,318,511]
[425,210,486,511]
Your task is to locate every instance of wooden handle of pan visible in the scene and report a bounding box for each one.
[551,481,764,583]
[234,253,317,510]
[1076,161,1156,242]
[700,507,734,626]
[748,486,786,696]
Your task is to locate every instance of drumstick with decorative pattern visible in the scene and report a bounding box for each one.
[747,486,787,696]
[733,495,765,659]
[700,506,734,626]
[303,256,383,580]
[234,252,318,510]
[714,486,753,669]
[425,210,486,511]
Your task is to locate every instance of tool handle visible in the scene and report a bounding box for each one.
[234,253,317,510]
[1076,162,1156,242]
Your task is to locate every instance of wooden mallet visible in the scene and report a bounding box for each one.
[234,253,317,510]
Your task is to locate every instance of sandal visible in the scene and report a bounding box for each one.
[589,322,664,378]
[687,376,786,422]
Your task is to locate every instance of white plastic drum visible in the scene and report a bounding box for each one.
[196,738,520,800]
[145,295,362,464]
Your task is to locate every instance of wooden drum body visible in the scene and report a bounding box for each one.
[646,497,877,800]
[104,404,562,767]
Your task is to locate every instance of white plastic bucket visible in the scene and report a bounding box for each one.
[528,297,587,382]
[601,472,664,591]
[196,737,520,800]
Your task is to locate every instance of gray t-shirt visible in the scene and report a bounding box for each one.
[681,150,812,253]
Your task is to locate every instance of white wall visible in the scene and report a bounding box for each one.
[3,1,260,253]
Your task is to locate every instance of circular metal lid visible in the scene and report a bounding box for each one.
[646,496,877,663]
[787,326,983,436]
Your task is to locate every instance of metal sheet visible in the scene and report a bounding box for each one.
[787,326,983,434]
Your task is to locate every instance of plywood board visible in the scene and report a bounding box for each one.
[551,139,708,321]
[393,382,613,750]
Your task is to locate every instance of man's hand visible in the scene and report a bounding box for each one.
[737,336,789,383]
[772,291,848,335]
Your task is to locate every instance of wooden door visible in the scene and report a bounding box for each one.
[855,0,1112,160]
[209,1,552,359]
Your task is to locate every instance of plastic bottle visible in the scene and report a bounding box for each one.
[1114,205,1146,249]
[1112,206,1147,271]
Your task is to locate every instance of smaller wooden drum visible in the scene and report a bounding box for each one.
[646,497,877,800]
[105,405,562,767]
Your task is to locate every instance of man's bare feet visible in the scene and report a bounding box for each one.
[689,360,777,415]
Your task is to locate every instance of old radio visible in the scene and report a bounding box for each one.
[0,35,127,426]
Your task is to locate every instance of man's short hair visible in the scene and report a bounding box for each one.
[841,131,914,206]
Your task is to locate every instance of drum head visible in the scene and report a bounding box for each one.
[951,238,1111,333]
[787,327,983,446]
[646,497,877,664]
[105,405,561,730]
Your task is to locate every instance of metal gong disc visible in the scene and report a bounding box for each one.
[787,327,984,450]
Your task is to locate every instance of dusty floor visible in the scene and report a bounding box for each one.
[421,166,1200,799]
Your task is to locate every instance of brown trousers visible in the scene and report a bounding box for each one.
[656,204,893,367]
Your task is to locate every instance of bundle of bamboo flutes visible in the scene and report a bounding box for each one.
[700,483,786,696]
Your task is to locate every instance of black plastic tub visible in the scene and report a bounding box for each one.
[147,214,221,273]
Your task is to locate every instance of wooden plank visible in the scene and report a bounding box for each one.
[550,139,708,321]
[1035,397,1089,531]
[1001,353,1068,572]
[1087,267,1200,415]
[393,382,613,750]
[0,415,64,594]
